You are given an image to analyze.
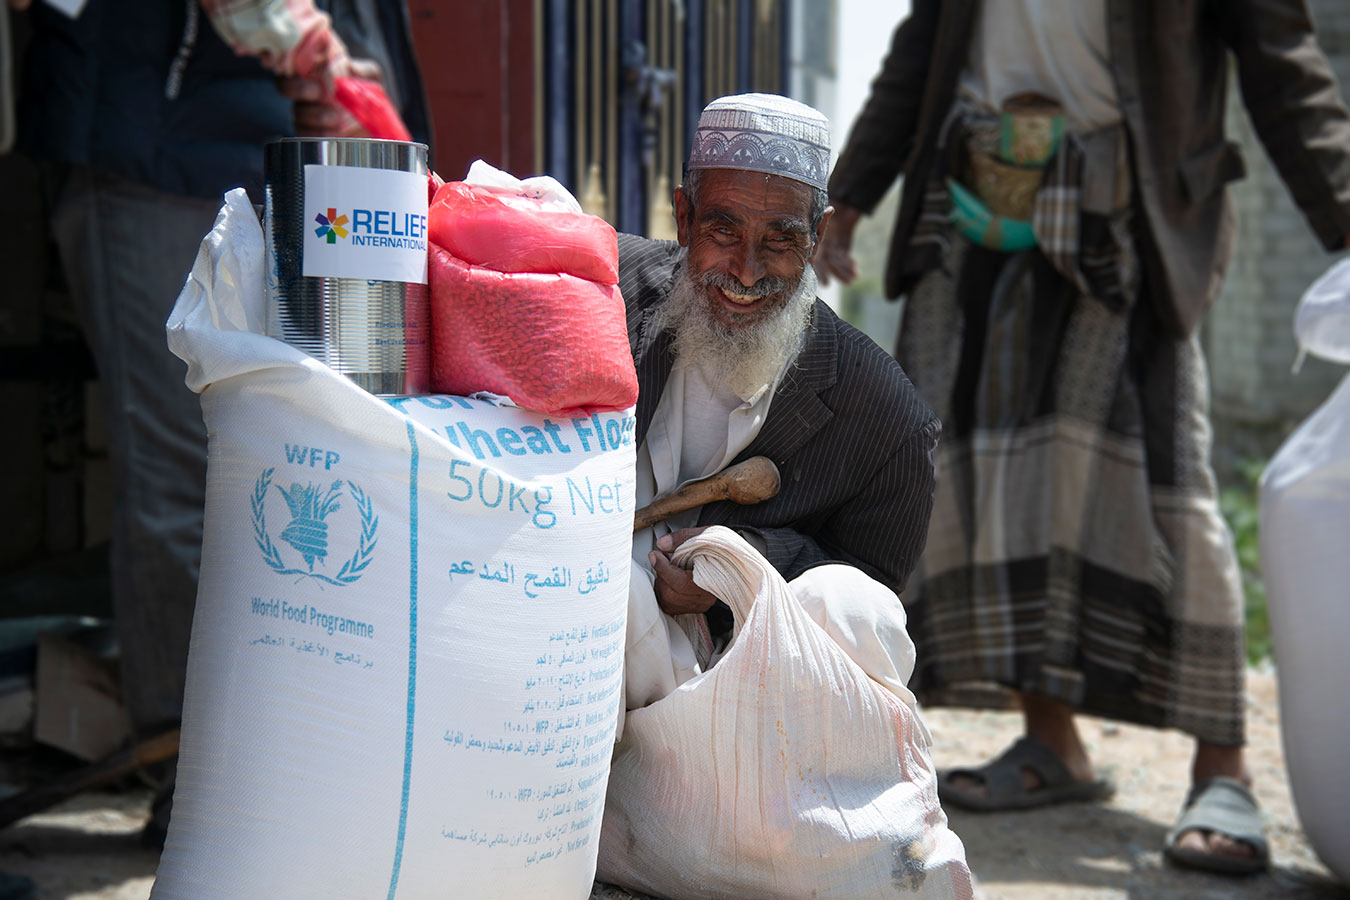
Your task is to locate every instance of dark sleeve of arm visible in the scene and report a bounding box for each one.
[1222,0,1350,249]
[617,233,678,327]
[741,415,941,590]
[827,1,941,213]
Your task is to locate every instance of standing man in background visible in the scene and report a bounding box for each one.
[820,0,1350,875]
[11,0,429,846]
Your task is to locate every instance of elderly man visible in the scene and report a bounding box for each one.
[615,93,940,711]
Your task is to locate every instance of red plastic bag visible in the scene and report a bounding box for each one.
[429,180,619,284]
[334,76,412,142]
[428,246,637,416]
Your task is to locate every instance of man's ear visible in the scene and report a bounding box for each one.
[673,186,691,247]
[810,205,835,263]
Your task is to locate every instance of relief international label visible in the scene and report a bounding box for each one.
[302,165,428,284]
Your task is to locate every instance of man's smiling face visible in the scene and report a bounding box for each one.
[674,168,831,330]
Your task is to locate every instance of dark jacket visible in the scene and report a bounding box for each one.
[617,233,941,592]
[19,0,431,202]
[828,0,1350,338]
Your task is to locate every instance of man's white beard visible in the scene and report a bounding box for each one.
[659,259,818,399]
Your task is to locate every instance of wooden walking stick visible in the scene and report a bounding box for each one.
[632,456,781,532]
[0,727,181,830]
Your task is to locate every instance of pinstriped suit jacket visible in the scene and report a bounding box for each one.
[618,233,940,593]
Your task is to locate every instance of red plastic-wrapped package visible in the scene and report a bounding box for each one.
[428,245,638,417]
[429,181,619,284]
[334,76,412,142]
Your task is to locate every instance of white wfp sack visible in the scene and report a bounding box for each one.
[152,189,634,900]
[597,528,973,900]
[1259,262,1350,884]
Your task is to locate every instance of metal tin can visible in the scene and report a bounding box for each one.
[264,137,430,396]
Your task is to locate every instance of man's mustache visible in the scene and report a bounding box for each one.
[699,269,793,298]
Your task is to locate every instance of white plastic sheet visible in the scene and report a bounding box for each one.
[152,189,634,900]
[1293,256,1350,367]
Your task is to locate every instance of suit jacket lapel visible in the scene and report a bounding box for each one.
[634,308,675,447]
[739,301,838,466]
[695,303,837,529]
[933,0,978,122]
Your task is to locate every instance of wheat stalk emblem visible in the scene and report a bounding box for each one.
[252,468,378,587]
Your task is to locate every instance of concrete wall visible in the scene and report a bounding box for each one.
[1202,0,1350,477]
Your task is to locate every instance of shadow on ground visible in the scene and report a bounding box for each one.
[946,801,1349,900]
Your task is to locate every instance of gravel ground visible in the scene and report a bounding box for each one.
[0,666,1344,899]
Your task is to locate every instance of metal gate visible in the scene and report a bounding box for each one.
[538,0,791,237]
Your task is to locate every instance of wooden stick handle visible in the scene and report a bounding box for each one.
[0,727,180,831]
[632,456,781,532]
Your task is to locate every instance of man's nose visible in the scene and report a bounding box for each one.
[728,242,767,287]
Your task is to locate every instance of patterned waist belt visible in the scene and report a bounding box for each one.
[949,94,1065,252]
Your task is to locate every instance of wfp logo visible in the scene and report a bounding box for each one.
[313,207,350,244]
[251,467,378,587]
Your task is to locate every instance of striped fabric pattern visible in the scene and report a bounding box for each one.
[898,235,1248,747]
[617,233,941,594]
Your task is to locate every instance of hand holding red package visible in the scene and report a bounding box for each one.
[216,4,401,139]
[333,75,413,142]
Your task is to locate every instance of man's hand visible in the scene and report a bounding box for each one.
[648,527,718,616]
[815,201,862,286]
[277,58,382,138]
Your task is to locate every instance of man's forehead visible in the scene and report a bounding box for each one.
[692,169,814,222]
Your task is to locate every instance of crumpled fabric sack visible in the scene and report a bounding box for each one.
[428,162,636,416]
[597,527,973,900]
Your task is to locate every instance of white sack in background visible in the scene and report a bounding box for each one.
[1258,258,1350,883]
[1261,379,1350,884]
[152,189,634,900]
[597,527,973,900]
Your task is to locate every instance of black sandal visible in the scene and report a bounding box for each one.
[936,736,1115,811]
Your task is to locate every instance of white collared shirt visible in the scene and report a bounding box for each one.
[958,0,1120,132]
[633,354,787,551]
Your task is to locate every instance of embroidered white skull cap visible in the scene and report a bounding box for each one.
[687,93,830,191]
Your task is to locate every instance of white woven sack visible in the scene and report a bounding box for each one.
[597,528,973,899]
[1260,373,1350,883]
[153,189,634,900]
